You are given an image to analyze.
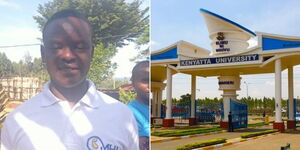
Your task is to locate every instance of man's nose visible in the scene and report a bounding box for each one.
[60,46,76,63]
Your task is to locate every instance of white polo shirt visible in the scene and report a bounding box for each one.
[1,80,139,150]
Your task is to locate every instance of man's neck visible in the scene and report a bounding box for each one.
[49,80,89,108]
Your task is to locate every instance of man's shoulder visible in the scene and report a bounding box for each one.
[97,91,132,113]
[6,93,44,117]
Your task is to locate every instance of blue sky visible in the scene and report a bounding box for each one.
[0,0,148,78]
[151,0,300,99]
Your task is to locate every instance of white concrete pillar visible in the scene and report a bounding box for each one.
[191,75,196,118]
[218,76,240,122]
[288,66,294,120]
[222,90,237,121]
[151,90,157,117]
[157,90,162,117]
[275,59,282,122]
[166,66,173,119]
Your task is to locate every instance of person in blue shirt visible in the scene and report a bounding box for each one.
[128,60,149,150]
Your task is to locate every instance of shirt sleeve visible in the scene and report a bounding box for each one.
[127,110,139,150]
[1,117,13,150]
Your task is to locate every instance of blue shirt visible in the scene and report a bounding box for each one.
[128,100,150,137]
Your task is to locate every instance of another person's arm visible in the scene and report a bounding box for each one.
[139,136,149,150]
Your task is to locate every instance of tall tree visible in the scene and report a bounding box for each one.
[34,0,148,47]
[0,53,12,78]
[33,0,149,85]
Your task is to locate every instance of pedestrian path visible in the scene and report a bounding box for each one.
[151,125,272,150]
[217,130,300,150]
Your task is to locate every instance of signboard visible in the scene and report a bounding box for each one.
[218,81,234,85]
[262,37,300,51]
[180,54,259,66]
[153,118,163,125]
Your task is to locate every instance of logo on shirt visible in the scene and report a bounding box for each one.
[87,136,119,150]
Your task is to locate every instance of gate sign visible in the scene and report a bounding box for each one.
[180,54,259,66]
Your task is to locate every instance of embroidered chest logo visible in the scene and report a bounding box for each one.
[87,136,119,150]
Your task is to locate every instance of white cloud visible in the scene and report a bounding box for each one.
[0,0,21,9]
[0,27,41,62]
[251,1,300,35]
[265,80,275,86]
[112,41,139,78]
[150,40,160,50]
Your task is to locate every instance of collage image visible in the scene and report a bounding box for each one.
[1,0,300,150]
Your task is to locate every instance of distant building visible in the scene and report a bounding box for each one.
[100,84,135,100]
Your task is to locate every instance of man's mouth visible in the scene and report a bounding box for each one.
[59,66,80,74]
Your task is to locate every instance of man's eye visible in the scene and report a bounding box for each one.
[76,43,86,49]
[50,43,62,49]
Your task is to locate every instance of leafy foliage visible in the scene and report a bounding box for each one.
[241,129,277,138]
[33,0,149,85]
[176,138,226,150]
[169,94,292,115]
[119,88,136,104]
[33,0,148,47]
[0,53,12,78]
[88,43,117,87]
[152,127,221,137]
[0,52,48,80]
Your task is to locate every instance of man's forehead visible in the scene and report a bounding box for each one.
[44,16,91,37]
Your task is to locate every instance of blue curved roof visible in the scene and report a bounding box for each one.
[200,8,256,36]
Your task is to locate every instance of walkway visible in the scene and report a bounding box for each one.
[151,126,272,150]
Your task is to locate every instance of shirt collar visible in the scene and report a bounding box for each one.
[41,80,101,109]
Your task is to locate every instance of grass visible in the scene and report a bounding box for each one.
[176,138,226,150]
[152,127,222,137]
[241,129,278,138]
[247,122,267,127]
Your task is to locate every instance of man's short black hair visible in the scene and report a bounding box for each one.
[42,9,91,40]
[131,60,149,82]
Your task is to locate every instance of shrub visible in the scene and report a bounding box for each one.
[176,138,226,150]
[152,127,221,137]
[241,129,277,138]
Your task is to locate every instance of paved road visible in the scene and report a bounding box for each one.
[151,127,271,150]
[218,130,300,150]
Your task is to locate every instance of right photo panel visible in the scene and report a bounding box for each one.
[151,0,300,150]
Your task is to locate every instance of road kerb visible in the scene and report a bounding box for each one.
[191,132,279,150]
[151,125,270,144]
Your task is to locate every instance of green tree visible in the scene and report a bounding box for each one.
[33,0,149,85]
[88,43,117,87]
[119,88,136,104]
[23,52,33,76]
[0,53,12,78]
[131,22,149,61]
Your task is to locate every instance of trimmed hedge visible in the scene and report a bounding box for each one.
[241,129,278,138]
[152,127,221,137]
[176,138,226,150]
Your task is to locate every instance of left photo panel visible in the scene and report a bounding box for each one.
[0,0,150,150]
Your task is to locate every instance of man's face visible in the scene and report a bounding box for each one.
[132,65,149,103]
[42,16,93,88]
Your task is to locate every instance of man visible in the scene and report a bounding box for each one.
[228,111,234,132]
[1,9,139,150]
[128,61,149,150]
